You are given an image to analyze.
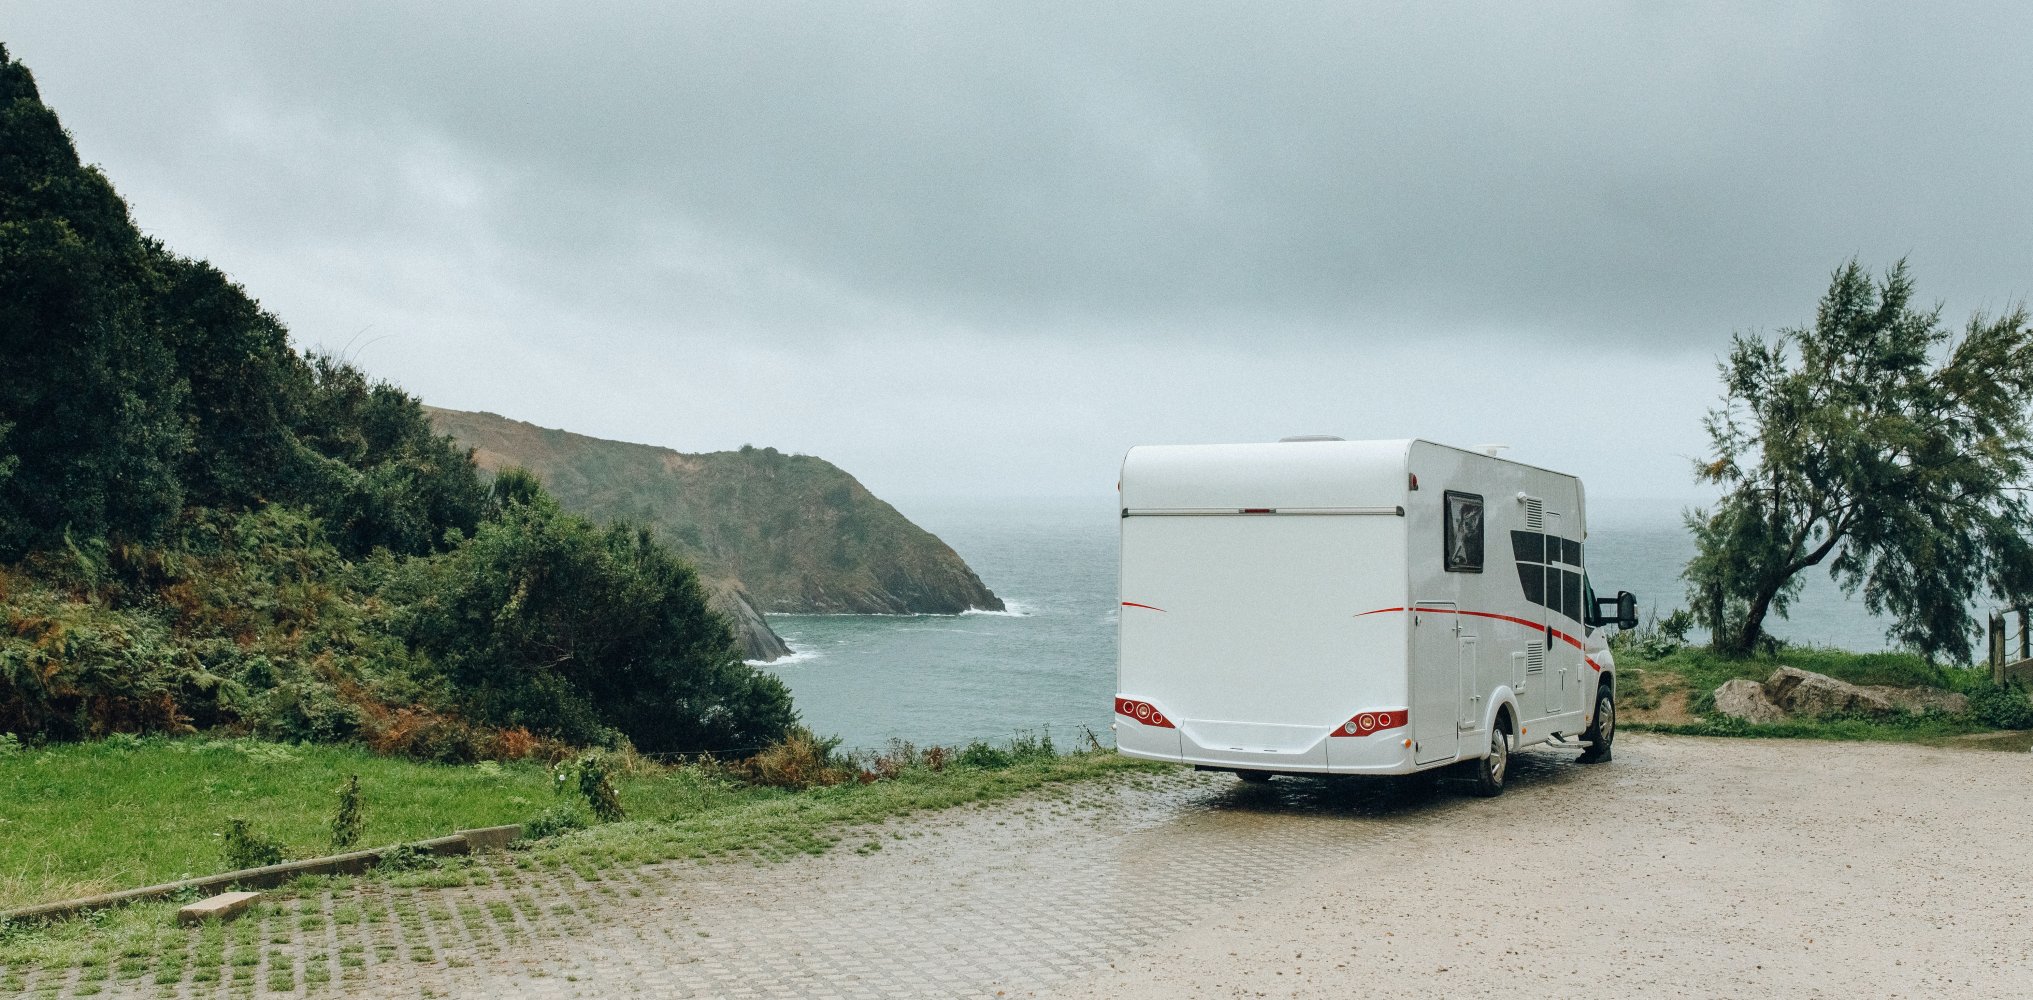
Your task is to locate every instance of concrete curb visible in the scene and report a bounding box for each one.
[0,824,521,926]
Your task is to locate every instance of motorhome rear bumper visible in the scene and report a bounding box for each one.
[1115,717,1419,775]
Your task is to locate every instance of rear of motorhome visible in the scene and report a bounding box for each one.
[1114,438,1637,795]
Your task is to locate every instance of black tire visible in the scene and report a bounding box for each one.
[1579,684,1615,764]
[1469,720,1510,798]
[1237,770,1274,783]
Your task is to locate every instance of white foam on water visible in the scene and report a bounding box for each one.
[748,646,824,668]
[961,600,1031,618]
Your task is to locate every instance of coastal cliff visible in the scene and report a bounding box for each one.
[426,408,1004,658]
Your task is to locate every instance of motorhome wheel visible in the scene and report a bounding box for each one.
[1580,688,1615,764]
[1470,726,1508,797]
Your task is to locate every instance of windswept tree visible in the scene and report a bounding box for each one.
[1685,260,2033,661]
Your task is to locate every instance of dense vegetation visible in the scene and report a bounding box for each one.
[0,45,793,758]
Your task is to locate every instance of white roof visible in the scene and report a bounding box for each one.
[1120,439,1414,510]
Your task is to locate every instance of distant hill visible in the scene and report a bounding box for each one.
[426,408,1004,655]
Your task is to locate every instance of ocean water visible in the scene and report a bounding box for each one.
[760,495,1904,750]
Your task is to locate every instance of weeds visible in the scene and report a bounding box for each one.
[329,774,363,851]
[221,820,284,872]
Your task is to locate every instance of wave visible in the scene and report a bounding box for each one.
[747,647,824,668]
[961,600,1031,618]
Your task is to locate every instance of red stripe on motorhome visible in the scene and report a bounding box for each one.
[1353,606,1588,652]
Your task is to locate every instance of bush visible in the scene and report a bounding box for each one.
[742,728,850,789]
[955,740,1013,770]
[554,750,625,822]
[390,491,796,754]
[221,818,284,871]
[1970,682,2033,730]
[330,774,363,850]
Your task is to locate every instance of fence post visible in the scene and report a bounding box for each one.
[1991,611,2007,685]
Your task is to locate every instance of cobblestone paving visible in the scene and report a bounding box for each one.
[29,752,1585,999]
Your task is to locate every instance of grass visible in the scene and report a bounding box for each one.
[0,732,1161,973]
[1616,642,2030,744]
[0,735,562,911]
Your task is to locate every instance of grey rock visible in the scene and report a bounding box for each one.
[1713,678,1786,724]
[1765,666,1896,717]
[1861,685,1970,716]
[707,581,794,663]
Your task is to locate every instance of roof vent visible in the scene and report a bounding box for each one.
[1479,444,1510,457]
[1278,435,1345,443]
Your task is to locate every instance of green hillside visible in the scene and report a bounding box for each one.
[0,44,793,757]
[426,408,1003,618]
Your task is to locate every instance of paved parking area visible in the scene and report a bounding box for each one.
[34,735,2033,999]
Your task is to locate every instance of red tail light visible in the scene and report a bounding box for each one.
[1114,697,1175,729]
[1329,709,1407,737]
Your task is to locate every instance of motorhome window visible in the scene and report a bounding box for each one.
[1443,491,1484,573]
[1561,537,1583,566]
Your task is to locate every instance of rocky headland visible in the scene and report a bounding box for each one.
[426,407,1003,660]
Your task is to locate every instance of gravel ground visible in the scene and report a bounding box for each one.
[1051,735,2033,1000]
[33,734,2031,998]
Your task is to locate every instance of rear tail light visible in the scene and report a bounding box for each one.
[1114,697,1175,728]
[1330,709,1407,737]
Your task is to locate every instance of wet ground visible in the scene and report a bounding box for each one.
[35,734,2033,999]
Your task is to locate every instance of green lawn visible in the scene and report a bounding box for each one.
[0,736,562,911]
[0,732,1162,975]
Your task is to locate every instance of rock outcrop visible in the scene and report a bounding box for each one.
[1764,666,1898,717]
[1712,678,1786,724]
[1712,666,1970,723]
[705,581,793,663]
[425,407,1004,662]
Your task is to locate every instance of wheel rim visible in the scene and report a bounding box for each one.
[1597,695,1616,746]
[1488,729,1508,784]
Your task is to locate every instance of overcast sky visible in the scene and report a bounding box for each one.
[8,3,2030,506]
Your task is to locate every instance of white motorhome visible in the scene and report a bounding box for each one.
[1114,438,1637,796]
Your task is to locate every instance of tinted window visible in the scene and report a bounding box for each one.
[1443,491,1484,573]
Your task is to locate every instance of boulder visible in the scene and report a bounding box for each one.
[1862,685,1970,716]
[1712,678,1786,724]
[1765,666,1896,717]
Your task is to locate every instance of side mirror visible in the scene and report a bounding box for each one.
[1591,591,1641,630]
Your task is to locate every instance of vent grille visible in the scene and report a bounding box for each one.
[1522,496,1545,533]
[1526,642,1546,674]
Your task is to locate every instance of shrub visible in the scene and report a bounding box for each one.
[553,751,625,822]
[742,728,850,789]
[221,818,284,871]
[390,492,797,754]
[956,740,1013,770]
[1970,682,2033,730]
[330,774,363,850]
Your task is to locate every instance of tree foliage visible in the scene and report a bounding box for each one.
[392,486,796,754]
[1685,260,2033,661]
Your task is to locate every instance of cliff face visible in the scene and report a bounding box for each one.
[427,407,1004,635]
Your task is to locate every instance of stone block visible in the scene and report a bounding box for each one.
[177,891,261,926]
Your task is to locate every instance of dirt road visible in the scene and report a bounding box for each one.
[50,735,2032,999]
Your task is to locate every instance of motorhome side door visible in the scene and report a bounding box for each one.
[1411,601,1460,764]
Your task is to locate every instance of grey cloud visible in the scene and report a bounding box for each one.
[5,3,2030,499]
[16,2,2031,349]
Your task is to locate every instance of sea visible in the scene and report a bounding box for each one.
[759,495,1911,751]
